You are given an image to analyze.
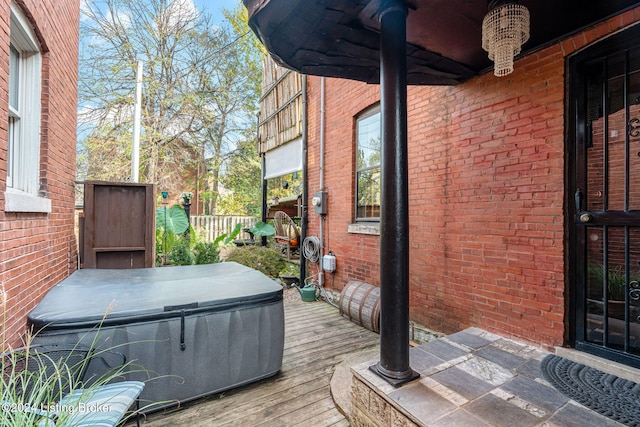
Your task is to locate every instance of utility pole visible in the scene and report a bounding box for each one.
[131,59,143,182]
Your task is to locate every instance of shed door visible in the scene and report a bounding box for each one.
[571,28,640,367]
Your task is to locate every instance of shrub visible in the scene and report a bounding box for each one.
[169,243,195,266]
[280,262,300,277]
[193,241,220,265]
[225,246,286,277]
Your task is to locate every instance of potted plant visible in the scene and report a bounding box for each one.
[180,191,193,205]
[279,263,300,287]
[587,264,640,319]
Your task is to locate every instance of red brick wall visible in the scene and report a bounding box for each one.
[306,79,382,286]
[0,0,80,346]
[305,8,640,348]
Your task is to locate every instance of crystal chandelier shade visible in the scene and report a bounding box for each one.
[481,2,530,77]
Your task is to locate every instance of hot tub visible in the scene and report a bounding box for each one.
[28,262,284,411]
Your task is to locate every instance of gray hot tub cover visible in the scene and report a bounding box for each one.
[28,262,283,330]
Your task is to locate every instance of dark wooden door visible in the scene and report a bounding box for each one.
[570,26,640,367]
[83,181,155,269]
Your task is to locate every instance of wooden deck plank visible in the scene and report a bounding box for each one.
[258,386,346,426]
[196,366,337,424]
[284,331,381,363]
[137,297,380,426]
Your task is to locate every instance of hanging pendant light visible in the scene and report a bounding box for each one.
[482,0,530,77]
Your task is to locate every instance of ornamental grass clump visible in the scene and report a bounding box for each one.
[0,301,154,426]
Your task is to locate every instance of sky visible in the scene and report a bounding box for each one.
[80,0,244,26]
[195,0,242,23]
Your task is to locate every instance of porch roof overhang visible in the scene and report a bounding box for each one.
[244,0,640,85]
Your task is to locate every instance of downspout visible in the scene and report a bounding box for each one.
[300,75,308,283]
[318,77,326,288]
[370,0,419,386]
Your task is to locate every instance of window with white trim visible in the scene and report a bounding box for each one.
[355,105,381,221]
[6,3,48,212]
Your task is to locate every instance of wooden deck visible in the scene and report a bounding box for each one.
[136,296,380,426]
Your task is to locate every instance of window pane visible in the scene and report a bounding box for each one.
[7,116,17,186]
[628,68,640,210]
[586,61,605,212]
[356,108,381,220]
[8,5,42,195]
[607,73,625,211]
[357,112,381,170]
[9,44,19,111]
[357,168,380,219]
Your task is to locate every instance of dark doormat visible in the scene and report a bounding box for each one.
[541,354,640,426]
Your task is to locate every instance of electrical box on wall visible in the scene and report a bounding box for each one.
[323,252,336,273]
[312,191,328,215]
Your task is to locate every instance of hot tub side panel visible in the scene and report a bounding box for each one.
[32,300,284,410]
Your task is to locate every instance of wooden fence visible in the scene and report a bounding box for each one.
[191,215,258,242]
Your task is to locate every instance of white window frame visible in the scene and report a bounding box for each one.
[5,2,49,213]
[354,105,381,222]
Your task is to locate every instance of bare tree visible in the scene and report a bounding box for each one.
[185,4,263,213]
[78,0,263,210]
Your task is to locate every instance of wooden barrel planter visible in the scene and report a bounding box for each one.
[339,281,380,333]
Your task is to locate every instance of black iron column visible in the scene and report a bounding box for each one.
[181,197,191,243]
[371,0,419,386]
[261,153,268,246]
[300,75,308,283]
